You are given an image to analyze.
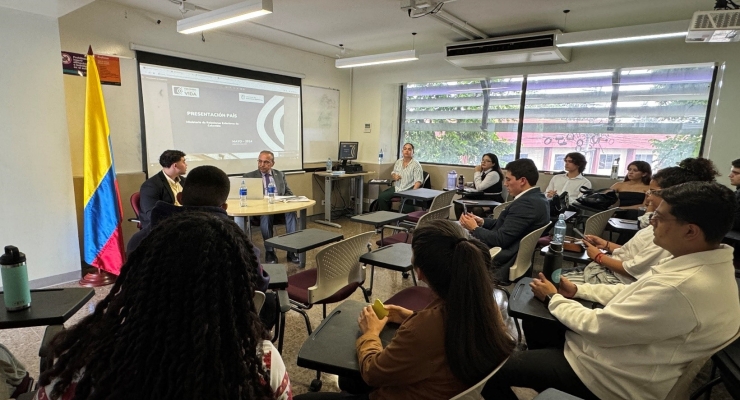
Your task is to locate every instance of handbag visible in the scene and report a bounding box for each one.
[550,191,569,216]
[575,188,618,211]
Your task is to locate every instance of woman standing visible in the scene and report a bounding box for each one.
[37,212,292,400]
[377,143,423,212]
[610,160,651,209]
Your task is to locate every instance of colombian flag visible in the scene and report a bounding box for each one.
[82,47,124,275]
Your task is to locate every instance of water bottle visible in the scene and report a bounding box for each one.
[378,148,384,164]
[447,170,457,190]
[326,157,332,172]
[610,158,620,180]
[0,246,31,311]
[239,180,248,207]
[542,245,564,290]
[267,179,276,204]
[552,213,567,247]
[457,174,465,190]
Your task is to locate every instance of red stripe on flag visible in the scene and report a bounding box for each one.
[91,224,125,275]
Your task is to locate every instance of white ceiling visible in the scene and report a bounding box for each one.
[4,0,716,57]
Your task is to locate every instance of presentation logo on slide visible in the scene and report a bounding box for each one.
[172,86,200,98]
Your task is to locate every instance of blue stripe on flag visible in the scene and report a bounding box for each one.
[83,166,122,264]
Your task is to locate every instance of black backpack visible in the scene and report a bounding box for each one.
[575,188,618,211]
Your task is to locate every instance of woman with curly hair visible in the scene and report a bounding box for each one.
[36,212,291,400]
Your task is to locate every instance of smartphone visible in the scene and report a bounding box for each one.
[462,203,468,214]
[372,299,388,319]
[573,228,594,246]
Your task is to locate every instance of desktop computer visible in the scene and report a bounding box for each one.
[338,141,363,173]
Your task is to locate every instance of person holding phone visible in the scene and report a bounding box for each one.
[353,220,515,399]
[377,143,423,212]
[562,157,719,285]
[484,181,740,400]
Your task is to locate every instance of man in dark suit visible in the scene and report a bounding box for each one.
[243,150,298,264]
[730,159,740,231]
[460,158,550,282]
[138,150,187,229]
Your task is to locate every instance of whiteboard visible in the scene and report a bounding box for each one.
[302,85,339,163]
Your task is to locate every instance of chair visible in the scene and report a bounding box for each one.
[377,205,452,247]
[287,231,375,334]
[253,290,266,313]
[489,222,551,282]
[583,208,619,237]
[128,192,142,230]
[385,286,436,311]
[287,231,374,391]
[492,201,513,220]
[405,189,456,224]
[689,329,740,400]
[449,356,510,400]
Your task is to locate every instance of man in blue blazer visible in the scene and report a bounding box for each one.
[243,150,298,264]
[138,150,187,230]
[460,158,550,282]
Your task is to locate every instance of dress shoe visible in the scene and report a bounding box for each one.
[265,251,278,264]
[287,252,300,264]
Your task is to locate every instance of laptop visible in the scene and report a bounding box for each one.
[228,177,264,200]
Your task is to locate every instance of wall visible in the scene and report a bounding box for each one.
[349,38,740,188]
[0,8,81,286]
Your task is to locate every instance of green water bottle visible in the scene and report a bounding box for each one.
[0,246,31,311]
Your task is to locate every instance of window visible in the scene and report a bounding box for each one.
[400,78,523,167]
[598,154,620,174]
[553,154,567,171]
[401,64,715,175]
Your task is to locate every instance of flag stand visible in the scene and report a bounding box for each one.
[79,267,116,287]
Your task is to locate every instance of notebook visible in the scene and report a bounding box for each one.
[228,177,264,200]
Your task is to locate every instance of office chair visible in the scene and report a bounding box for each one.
[287,231,374,391]
[128,192,142,230]
[405,189,456,224]
[449,357,510,400]
[376,205,452,247]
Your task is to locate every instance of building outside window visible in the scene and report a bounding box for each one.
[400,63,715,175]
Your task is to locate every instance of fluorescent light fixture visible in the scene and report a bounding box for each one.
[555,20,689,48]
[177,0,272,34]
[335,50,418,68]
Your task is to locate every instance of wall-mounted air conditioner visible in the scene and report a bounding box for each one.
[686,9,740,43]
[445,30,571,69]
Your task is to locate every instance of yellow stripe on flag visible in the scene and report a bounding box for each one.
[82,53,113,207]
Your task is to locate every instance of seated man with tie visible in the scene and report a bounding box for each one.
[138,150,187,230]
[243,150,299,264]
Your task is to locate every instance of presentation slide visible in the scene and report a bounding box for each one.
[138,60,302,176]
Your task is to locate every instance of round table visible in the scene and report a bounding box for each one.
[226,198,316,233]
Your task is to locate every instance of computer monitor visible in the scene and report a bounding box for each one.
[338,141,358,167]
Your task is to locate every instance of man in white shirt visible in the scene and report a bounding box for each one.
[546,152,592,203]
[484,181,740,400]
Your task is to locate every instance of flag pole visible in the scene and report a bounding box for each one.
[79,45,122,287]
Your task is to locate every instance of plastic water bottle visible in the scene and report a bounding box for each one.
[610,158,620,180]
[552,213,567,247]
[239,180,248,207]
[378,148,384,164]
[326,157,332,172]
[267,179,276,204]
[447,170,457,190]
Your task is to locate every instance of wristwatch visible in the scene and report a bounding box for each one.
[544,293,556,306]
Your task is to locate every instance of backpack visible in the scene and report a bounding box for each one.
[574,188,618,211]
[550,191,569,217]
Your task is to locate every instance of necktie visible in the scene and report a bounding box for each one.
[264,173,271,195]
[481,171,487,181]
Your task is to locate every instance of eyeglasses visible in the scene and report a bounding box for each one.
[649,211,680,225]
[257,159,272,165]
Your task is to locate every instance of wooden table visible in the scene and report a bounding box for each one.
[227,198,316,266]
[0,288,94,329]
[314,171,374,228]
